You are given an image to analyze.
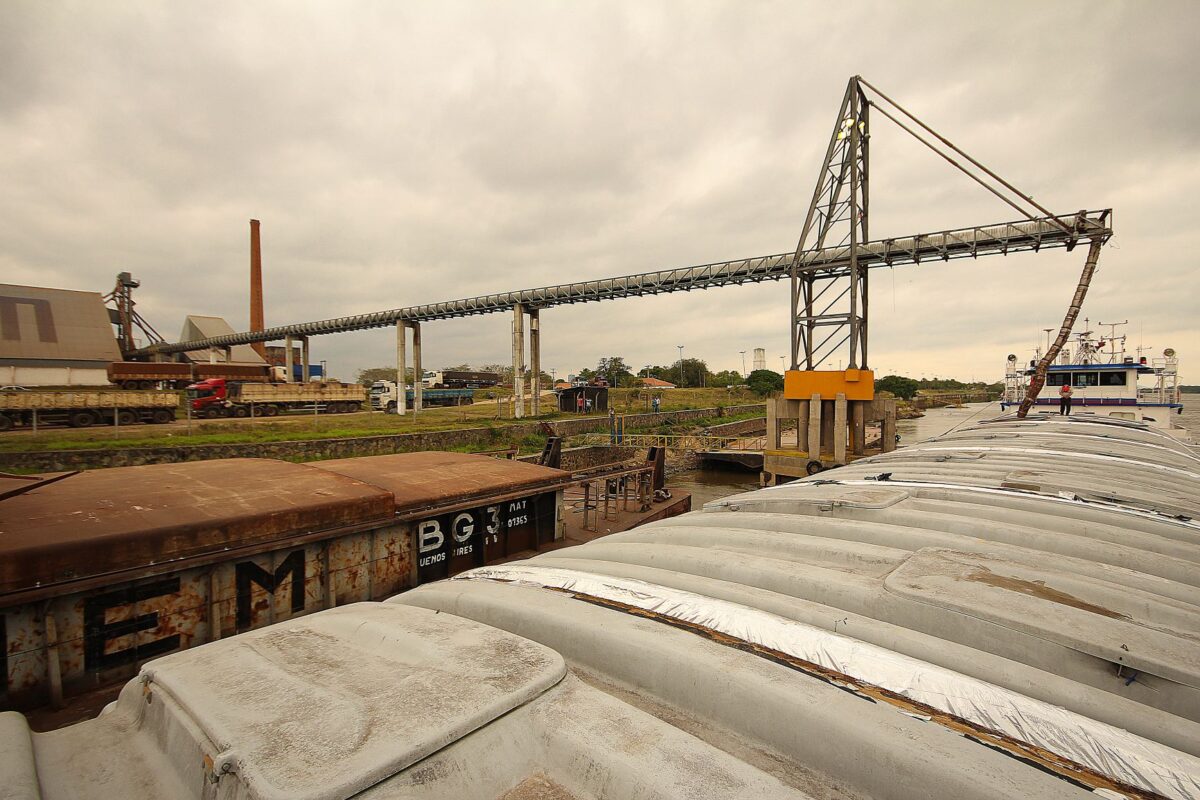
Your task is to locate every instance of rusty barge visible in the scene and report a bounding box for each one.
[0,451,686,723]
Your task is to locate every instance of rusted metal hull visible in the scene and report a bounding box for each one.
[0,454,567,717]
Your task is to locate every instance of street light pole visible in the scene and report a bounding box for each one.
[677,345,685,387]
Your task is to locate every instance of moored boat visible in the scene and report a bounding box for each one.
[1000,322,1187,441]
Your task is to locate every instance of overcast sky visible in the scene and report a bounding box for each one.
[2,1,1197,383]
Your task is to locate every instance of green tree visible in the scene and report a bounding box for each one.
[357,366,414,386]
[746,369,784,396]
[710,369,744,387]
[479,363,513,381]
[596,356,634,386]
[875,374,919,400]
[655,358,710,387]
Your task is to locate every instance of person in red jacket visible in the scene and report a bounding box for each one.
[1059,382,1074,415]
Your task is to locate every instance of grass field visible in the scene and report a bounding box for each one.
[0,388,763,453]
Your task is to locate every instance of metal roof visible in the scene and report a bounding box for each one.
[0,459,393,599]
[0,284,121,365]
[311,452,571,515]
[6,415,1200,799]
[179,315,266,364]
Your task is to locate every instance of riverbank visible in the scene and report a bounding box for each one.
[0,403,766,472]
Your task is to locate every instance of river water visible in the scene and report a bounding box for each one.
[670,399,1197,508]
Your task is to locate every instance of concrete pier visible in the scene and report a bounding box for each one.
[513,304,525,419]
[411,321,423,412]
[529,309,540,416]
[395,322,407,415]
[392,322,422,413]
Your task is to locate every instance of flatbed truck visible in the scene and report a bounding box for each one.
[187,379,366,418]
[0,389,178,431]
[107,362,286,389]
[369,381,475,412]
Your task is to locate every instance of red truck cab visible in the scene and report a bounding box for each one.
[186,378,229,416]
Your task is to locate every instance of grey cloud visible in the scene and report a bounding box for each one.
[0,0,1197,384]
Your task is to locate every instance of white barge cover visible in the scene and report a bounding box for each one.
[2,414,1199,799]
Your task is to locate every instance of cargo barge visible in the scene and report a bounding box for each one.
[0,451,686,724]
[2,414,1197,799]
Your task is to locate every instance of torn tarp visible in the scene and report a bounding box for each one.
[455,564,1200,800]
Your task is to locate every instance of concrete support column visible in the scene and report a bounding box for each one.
[796,399,809,451]
[766,399,781,450]
[301,337,310,383]
[529,309,540,416]
[284,336,294,382]
[209,347,218,365]
[395,322,407,415]
[512,304,525,419]
[411,322,423,412]
[807,394,821,458]
[820,400,835,455]
[833,393,848,463]
[882,402,897,453]
[851,401,866,455]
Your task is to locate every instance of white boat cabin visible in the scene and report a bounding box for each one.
[1000,327,1185,435]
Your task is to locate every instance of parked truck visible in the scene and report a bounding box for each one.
[369,380,475,412]
[108,361,286,389]
[0,389,178,431]
[187,379,366,418]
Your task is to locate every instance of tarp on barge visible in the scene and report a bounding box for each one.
[3,415,1199,799]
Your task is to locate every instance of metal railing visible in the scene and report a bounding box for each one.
[565,464,656,531]
[581,432,765,452]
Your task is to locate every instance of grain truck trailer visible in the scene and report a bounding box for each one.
[0,389,178,431]
[426,370,503,388]
[369,380,475,411]
[107,362,285,389]
[187,378,366,417]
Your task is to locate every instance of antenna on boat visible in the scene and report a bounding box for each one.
[1097,320,1128,363]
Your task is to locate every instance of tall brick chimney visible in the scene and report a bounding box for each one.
[249,219,265,358]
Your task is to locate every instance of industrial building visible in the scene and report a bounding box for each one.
[1,415,1197,799]
[0,279,282,387]
[0,284,122,387]
[178,315,267,366]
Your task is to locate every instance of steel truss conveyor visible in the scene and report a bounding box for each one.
[136,210,1110,357]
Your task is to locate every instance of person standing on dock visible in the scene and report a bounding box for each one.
[1059,381,1073,415]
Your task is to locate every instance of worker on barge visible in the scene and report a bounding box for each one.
[1059,381,1073,415]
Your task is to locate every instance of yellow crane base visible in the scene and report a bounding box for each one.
[783,369,875,401]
